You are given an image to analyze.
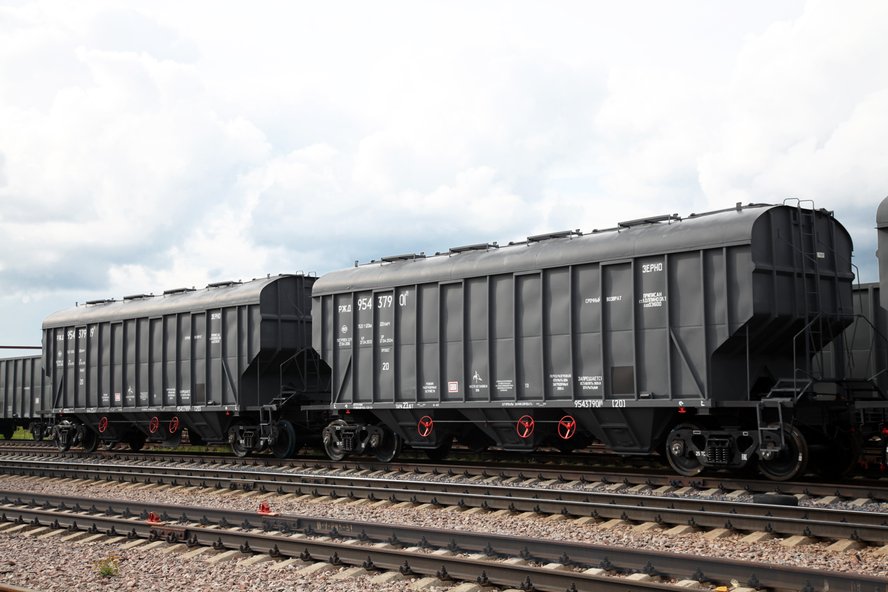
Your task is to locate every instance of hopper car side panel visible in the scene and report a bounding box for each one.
[0,355,49,439]
[820,283,888,395]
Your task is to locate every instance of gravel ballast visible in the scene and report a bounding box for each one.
[0,473,886,591]
[0,530,442,592]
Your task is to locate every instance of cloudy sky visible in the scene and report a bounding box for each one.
[1,0,887,351]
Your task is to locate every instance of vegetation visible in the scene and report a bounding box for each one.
[12,427,32,440]
[95,553,120,577]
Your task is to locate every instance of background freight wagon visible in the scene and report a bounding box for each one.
[0,355,50,440]
[42,274,325,453]
[819,283,888,395]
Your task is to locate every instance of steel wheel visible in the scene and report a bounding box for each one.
[322,419,348,461]
[758,424,808,481]
[373,426,402,463]
[1,426,13,441]
[228,423,250,457]
[271,420,297,459]
[665,423,705,477]
[53,421,72,452]
[54,435,71,452]
[80,427,99,453]
[30,423,45,441]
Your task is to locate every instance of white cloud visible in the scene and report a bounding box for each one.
[0,5,273,298]
[698,1,888,209]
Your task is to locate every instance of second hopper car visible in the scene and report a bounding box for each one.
[42,274,329,456]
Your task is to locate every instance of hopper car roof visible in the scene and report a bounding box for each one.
[43,275,292,328]
[314,203,841,295]
[878,196,888,229]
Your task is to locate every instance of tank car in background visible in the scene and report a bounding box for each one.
[42,274,329,456]
[312,201,888,480]
[0,355,52,440]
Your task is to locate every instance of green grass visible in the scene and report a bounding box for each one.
[95,554,120,577]
[12,426,33,440]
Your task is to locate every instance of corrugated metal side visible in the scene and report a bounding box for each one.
[314,205,853,409]
[315,250,750,407]
[0,356,46,420]
[44,275,314,414]
[824,283,888,393]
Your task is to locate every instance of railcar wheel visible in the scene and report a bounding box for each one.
[758,424,808,482]
[54,435,71,452]
[665,423,705,477]
[271,420,297,459]
[80,428,99,453]
[1,426,13,440]
[425,436,453,462]
[30,424,45,441]
[322,419,349,461]
[53,421,73,452]
[373,426,402,463]
[229,423,251,458]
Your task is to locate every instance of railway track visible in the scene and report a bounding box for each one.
[1,489,886,592]
[1,454,886,546]
[2,442,887,503]
[3,437,886,473]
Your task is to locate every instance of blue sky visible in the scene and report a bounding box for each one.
[1,0,887,351]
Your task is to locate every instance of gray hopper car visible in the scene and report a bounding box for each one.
[42,274,328,456]
[0,355,51,440]
[817,283,888,469]
[313,202,888,480]
[820,284,888,395]
[879,198,888,312]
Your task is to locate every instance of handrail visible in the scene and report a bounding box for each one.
[791,313,825,399]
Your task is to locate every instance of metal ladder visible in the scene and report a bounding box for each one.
[793,200,823,319]
[783,199,831,387]
[757,378,811,449]
[757,198,824,448]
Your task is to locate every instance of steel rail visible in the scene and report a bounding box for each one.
[1,457,887,544]
[0,500,703,592]
[3,443,886,501]
[1,491,886,592]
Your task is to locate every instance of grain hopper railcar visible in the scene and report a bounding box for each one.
[42,274,329,456]
[0,355,51,440]
[311,201,886,480]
